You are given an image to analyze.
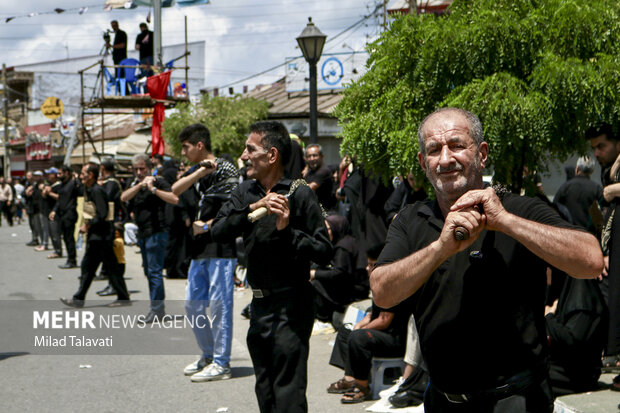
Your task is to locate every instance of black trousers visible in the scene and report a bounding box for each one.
[247,285,314,413]
[27,209,36,240]
[59,212,77,262]
[73,239,129,301]
[28,210,41,242]
[0,201,13,226]
[49,218,62,255]
[164,225,189,278]
[424,377,554,413]
[329,325,404,380]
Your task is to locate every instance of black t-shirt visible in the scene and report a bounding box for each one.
[32,183,44,214]
[135,30,154,60]
[129,176,171,239]
[370,302,410,344]
[212,178,333,289]
[376,193,578,393]
[112,30,127,63]
[54,178,81,216]
[46,181,62,213]
[305,164,335,209]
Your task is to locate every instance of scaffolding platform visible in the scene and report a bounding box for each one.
[83,94,189,110]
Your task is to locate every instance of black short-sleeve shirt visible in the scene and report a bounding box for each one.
[112,30,127,63]
[135,30,154,60]
[129,176,172,239]
[305,165,335,209]
[376,193,578,393]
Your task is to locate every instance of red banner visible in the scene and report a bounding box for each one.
[146,71,171,157]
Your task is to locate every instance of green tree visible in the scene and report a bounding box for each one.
[163,94,269,160]
[336,0,620,190]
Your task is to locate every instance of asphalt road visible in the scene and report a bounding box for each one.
[0,219,372,413]
[2,218,617,413]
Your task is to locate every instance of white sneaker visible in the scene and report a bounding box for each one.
[190,362,231,382]
[183,357,212,376]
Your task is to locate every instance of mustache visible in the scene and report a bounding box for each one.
[436,163,464,174]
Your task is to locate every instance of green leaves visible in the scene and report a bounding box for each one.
[337,0,620,190]
[163,94,269,160]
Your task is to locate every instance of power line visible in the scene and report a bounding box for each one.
[216,3,381,89]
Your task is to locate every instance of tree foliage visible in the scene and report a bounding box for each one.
[335,0,620,189]
[163,94,269,160]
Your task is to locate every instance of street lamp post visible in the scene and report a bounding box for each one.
[296,17,326,145]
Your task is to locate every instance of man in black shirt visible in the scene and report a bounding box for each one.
[372,108,603,412]
[24,172,39,246]
[106,20,127,78]
[96,157,125,296]
[41,167,63,259]
[553,155,602,234]
[303,143,335,210]
[60,164,130,308]
[135,22,154,78]
[50,166,81,269]
[212,121,332,413]
[586,123,620,385]
[25,171,45,247]
[121,154,178,323]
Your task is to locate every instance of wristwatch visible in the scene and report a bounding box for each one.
[150,186,157,194]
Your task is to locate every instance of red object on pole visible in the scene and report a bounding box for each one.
[147,71,171,156]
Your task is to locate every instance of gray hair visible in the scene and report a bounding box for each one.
[132,153,151,168]
[576,155,596,176]
[305,143,323,156]
[417,108,484,154]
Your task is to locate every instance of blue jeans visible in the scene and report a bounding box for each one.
[185,258,236,367]
[138,231,168,313]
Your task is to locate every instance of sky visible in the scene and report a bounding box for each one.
[0,0,384,90]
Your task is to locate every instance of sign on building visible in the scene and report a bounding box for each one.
[40,96,64,120]
[285,52,368,93]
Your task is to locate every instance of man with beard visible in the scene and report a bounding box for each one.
[586,123,620,388]
[371,108,603,412]
[212,121,332,413]
[50,166,81,269]
[303,144,335,210]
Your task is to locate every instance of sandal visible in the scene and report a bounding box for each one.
[341,385,370,404]
[602,354,620,372]
[327,377,356,394]
[47,253,62,259]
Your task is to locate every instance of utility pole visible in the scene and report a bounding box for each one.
[383,0,387,31]
[154,0,163,68]
[2,63,9,178]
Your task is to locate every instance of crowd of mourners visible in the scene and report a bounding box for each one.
[2,114,620,412]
